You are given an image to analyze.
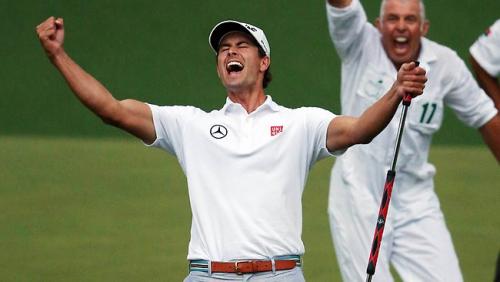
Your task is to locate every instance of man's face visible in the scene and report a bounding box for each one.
[216,32,269,91]
[376,0,429,68]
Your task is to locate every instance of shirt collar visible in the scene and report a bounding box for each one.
[418,38,438,67]
[220,95,280,115]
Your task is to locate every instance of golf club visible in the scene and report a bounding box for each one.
[365,61,419,282]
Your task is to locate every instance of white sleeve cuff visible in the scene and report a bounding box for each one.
[326,0,360,17]
[470,45,499,77]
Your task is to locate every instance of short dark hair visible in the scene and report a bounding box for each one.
[257,47,272,89]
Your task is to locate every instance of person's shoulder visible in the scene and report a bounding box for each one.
[492,19,500,30]
[151,104,207,117]
[293,106,331,111]
[291,106,336,117]
[423,37,464,67]
[486,19,500,38]
[265,99,335,117]
[154,104,202,111]
[423,38,459,57]
[258,98,292,114]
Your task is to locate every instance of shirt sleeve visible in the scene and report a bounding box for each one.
[302,107,346,165]
[469,19,500,77]
[145,104,201,156]
[444,55,498,128]
[325,0,375,63]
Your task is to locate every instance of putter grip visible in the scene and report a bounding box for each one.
[366,170,396,275]
[402,94,412,106]
[402,61,420,106]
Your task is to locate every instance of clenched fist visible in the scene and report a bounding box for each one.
[394,61,427,101]
[36,17,65,58]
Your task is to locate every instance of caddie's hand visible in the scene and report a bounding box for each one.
[394,61,427,99]
[36,17,65,58]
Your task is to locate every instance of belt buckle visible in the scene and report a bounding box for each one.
[234,260,253,275]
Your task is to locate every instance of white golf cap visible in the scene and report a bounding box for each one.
[209,20,270,57]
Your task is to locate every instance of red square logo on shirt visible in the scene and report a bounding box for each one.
[270,126,283,136]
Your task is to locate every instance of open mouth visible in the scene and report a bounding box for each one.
[394,36,410,53]
[226,61,244,73]
[395,36,408,44]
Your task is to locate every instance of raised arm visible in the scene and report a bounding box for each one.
[36,17,156,144]
[327,0,352,8]
[327,62,426,152]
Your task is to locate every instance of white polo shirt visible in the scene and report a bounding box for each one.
[470,19,500,77]
[326,0,497,218]
[147,96,341,261]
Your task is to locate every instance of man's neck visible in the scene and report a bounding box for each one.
[227,88,267,114]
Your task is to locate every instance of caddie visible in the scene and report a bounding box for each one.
[324,0,500,281]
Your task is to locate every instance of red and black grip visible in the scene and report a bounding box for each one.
[366,169,396,275]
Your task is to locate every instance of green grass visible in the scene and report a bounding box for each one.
[1,136,498,281]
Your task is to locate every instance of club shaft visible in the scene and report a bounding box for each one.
[366,103,411,279]
[391,104,409,171]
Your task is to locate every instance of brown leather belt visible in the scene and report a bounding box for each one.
[211,259,297,274]
[189,256,301,275]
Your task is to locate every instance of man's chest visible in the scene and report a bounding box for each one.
[182,114,302,155]
[357,63,445,128]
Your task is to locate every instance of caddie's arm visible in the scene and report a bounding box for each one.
[327,0,352,8]
[469,55,500,163]
[36,17,156,144]
[326,62,427,152]
[478,116,500,163]
[470,55,500,109]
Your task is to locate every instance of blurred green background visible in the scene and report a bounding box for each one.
[1,0,499,143]
[1,0,499,281]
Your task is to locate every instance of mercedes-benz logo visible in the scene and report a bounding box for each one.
[210,124,228,139]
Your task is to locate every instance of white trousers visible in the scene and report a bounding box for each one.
[328,165,463,282]
[183,267,305,282]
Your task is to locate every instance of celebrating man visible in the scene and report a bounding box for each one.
[37,16,426,281]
